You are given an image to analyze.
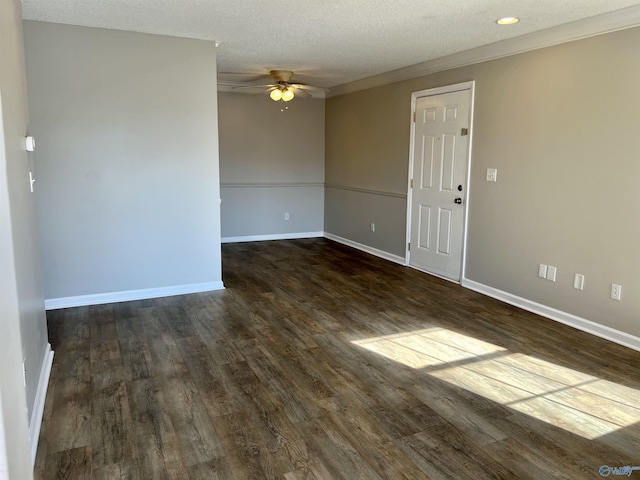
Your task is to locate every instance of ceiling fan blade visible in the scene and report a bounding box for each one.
[220,69,327,99]
[291,87,311,98]
[292,83,329,93]
[218,81,275,90]
[218,72,271,84]
[245,77,277,87]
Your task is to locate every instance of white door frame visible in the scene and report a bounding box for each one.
[405,81,475,282]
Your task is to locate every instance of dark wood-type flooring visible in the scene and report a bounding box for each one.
[35,239,640,479]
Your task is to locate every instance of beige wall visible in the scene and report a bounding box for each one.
[219,92,324,238]
[326,26,640,337]
[0,1,47,477]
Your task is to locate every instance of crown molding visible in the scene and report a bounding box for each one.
[328,5,640,98]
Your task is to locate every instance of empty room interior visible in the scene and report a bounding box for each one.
[2,0,640,479]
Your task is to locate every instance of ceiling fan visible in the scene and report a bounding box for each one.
[219,70,328,106]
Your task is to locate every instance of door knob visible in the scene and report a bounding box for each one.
[454,197,463,204]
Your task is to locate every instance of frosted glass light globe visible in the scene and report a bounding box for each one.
[270,88,283,101]
[282,88,295,102]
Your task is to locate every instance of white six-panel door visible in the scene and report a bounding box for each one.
[408,88,471,281]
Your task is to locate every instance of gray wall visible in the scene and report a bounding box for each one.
[325,186,407,256]
[24,22,223,301]
[218,92,324,239]
[324,81,410,255]
[0,0,48,477]
[326,26,640,338]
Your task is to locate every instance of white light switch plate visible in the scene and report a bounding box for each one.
[546,266,557,282]
[486,168,497,182]
[538,264,547,278]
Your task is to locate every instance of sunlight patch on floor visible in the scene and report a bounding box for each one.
[352,328,640,439]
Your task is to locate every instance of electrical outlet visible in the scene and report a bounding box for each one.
[611,283,622,301]
[371,223,376,233]
[486,168,498,182]
[284,212,289,221]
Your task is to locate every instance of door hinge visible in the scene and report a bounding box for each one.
[413,111,416,122]
[408,242,411,251]
[410,179,414,189]
[461,128,469,136]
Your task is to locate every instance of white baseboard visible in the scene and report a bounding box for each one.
[29,344,54,465]
[324,233,406,266]
[44,281,225,310]
[222,232,324,243]
[462,278,640,353]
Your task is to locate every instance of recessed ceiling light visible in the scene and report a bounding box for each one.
[496,17,520,25]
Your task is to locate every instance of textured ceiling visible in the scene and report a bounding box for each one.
[20,0,640,88]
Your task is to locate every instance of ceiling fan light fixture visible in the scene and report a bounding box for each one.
[282,87,295,102]
[270,88,283,101]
